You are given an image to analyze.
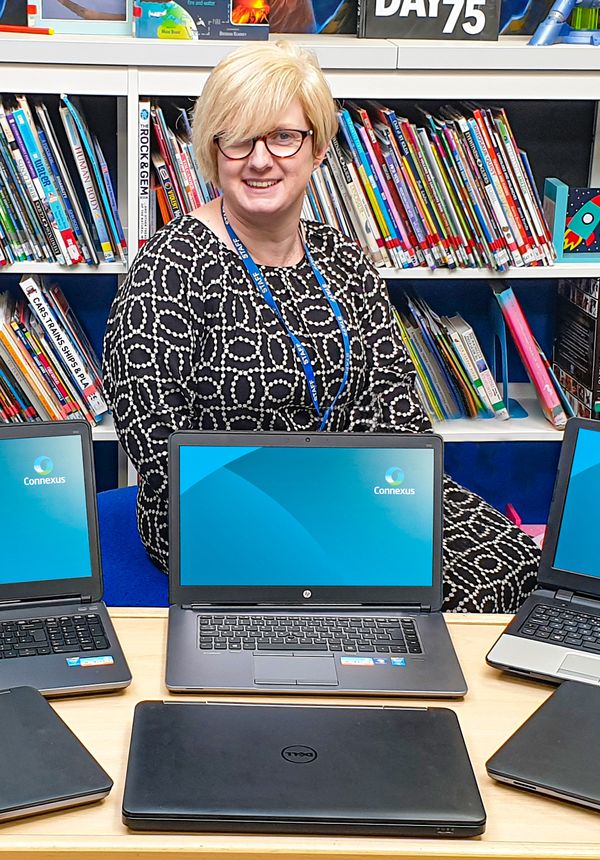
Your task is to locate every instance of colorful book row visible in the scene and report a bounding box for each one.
[397,285,570,429]
[0,95,126,267]
[0,275,108,426]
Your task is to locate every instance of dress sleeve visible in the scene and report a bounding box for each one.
[102,226,199,498]
[344,248,432,433]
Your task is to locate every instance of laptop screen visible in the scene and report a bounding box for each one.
[0,433,93,585]
[553,426,600,580]
[178,444,435,588]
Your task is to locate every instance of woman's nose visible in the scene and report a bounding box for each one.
[247,138,273,169]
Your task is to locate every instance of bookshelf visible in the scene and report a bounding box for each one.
[0,33,587,512]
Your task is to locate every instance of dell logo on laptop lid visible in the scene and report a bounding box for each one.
[282,745,318,763]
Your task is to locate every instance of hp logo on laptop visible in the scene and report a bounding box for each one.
[282,745,318,764]
[302,590,312,599]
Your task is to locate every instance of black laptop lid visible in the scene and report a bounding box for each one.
[168,432,444,609]
[123,700,485,835]
[486,681,600,809]
[538,417,600,597]
[0,420,103,604]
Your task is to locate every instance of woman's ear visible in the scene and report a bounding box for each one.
[312,141,330,170]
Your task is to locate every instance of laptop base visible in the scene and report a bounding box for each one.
[166,606,467,696]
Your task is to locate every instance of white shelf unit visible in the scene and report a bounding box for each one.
[0,34,591,448]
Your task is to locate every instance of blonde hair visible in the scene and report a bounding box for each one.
[192,41,338,186]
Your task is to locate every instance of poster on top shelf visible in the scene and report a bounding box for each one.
[30,0,132,34]
[357,0,500,38]
[133,0,268,39]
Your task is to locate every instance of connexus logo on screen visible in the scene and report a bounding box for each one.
[24,456,66,487]
[281,745,318,764]
[373,466,415,496]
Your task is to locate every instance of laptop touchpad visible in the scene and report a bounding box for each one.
[253,655,338,686]
[559,653,600,683]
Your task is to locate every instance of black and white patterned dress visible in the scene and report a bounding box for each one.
[103,215,539,611]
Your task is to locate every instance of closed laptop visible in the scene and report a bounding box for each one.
[487,681,600,811]
[0,685,112,821]
[123,700,486,836]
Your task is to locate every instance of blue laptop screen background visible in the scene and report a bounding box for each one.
[553,428,600,580]
[179,445,435,587]
[0,435,92,585]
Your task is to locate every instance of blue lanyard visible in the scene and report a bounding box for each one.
[222,202,351,431]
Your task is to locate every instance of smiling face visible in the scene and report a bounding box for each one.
[216,98,326,229]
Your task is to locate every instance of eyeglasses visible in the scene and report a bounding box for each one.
[213,128,313,160]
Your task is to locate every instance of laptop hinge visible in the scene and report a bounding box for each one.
[0,594,84,609]
[555,589,574,603]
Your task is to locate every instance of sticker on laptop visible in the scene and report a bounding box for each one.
[66,655,115,668]
[340,656,375,666]
[340,656,393,666]
[391,657,406,667]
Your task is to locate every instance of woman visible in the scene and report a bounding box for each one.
[103,40,539,611]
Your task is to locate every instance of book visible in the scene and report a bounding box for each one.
[34,102,98,265]
[59,105,116,264]
[133,0,269,39]
[492,282,568,429]
[19,275,109,421]
[553,278,600,419]
[447,312,510,420]
[1,102,65,264]
[12,99,84,266]
[356,0,500,39]
[60,94,126,263]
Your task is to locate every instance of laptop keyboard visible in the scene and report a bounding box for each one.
[198,615,423,654]
[0,614,109,659]
[520,604,600,653]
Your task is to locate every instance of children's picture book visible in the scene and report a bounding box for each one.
[133,0,269,39]
[269,0,355,32]
[544,178,600,263]
[31,0,131,34]
[357,0,500,39]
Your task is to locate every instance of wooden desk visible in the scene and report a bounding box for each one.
[3,610,600,860]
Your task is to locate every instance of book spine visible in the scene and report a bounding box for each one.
[138,97,151,246]
[4,111,64,263]
[60,106,115,263]
[357,124,411,266]
[19,275,108,418]
[338,108,402,266]
[12,107,82,265]
[329,136,384,265]
[93,134,127,251]
[34,102,99,265]
[37,127,91,265]
[60,94,125,262]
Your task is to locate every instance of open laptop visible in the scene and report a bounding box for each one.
[123,700,485,836]
[487,417,600,685]
[0,420,131,697]
[166,431,466,696]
